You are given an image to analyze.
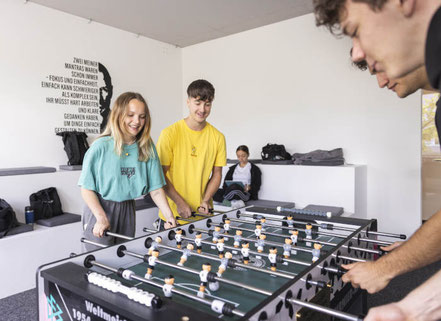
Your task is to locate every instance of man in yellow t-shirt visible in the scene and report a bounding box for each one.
[157,79,227,227]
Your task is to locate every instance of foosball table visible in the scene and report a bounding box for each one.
[37,205,406,321]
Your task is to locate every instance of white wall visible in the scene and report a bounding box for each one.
[221,164,366,216]
[0,3,184,298]
[182,14,421,237]
[0,4,421,242]
[0,0,183,169]
[0,171,83,222]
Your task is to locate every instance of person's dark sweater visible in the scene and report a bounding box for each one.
[435,100,441,147]
[426,5,441,92]
[426,6,441,146]
[223,162,262,200]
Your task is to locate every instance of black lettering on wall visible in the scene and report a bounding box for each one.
[42,57,113,135]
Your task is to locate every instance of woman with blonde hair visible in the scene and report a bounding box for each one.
[79,92,177,249]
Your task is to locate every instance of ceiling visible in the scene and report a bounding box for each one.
[29,0,313,47]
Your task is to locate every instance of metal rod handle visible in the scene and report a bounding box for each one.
[288,298,363,321]
[81,238,107,248]
[365,230,406,239]
[358,237,392,246]
[332,253,366,263]
[105,231,136,240]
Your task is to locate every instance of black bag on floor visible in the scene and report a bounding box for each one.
[29,187,63,220]
[261,143,292,161]
[0,199,18,238]
[57,131,89,165]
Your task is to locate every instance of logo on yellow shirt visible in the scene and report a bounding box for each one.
[191,145,197,157]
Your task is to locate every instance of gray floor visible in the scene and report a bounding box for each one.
[0,288,37,321]
[1,260,440,321]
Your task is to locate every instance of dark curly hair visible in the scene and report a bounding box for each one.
[313,0,388,35]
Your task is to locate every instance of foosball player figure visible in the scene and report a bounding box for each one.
[254,223,262,239]
[233,229,242,248]
[286,215,294,228]
[268,247,277,271]
[217,252,233,277]
[216,236,225,258]
[241,241,250,264]
[223,219,231,235]
[162,275,174,298]
[290,229,299,255]
[257,234,266,253]
[260,218,267,232]
[212,225,221,243]
[305,224,313,247]
[312,243,322,262]
[175,228,183,249]
[178,243,194,266]
[194,232,203,254]
[283,238,293,259]
[198,263,211,298]
[145,249,159,279]
[148,236,162,256]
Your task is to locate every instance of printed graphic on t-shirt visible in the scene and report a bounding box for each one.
[121,167,135,178]
[191,145,197,157]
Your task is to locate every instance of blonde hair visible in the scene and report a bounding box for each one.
[101,92,154,161]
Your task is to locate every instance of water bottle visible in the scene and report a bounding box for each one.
[25,206,35,225]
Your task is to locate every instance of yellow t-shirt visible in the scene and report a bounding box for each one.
[157,119,226,224]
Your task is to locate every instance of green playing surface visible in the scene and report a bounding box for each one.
[110,222,343,320]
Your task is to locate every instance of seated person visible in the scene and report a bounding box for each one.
[214,145,262,205]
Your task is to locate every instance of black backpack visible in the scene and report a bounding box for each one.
[29,187,63,220]
[57,131,89,165]
[261,144,292,161]
[0,199,18,238]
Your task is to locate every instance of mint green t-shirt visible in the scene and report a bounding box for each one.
[78,137,165,202]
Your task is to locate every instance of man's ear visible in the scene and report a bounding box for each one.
[400,0,416,17]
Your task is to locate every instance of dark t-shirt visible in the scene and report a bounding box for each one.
[436,99,441,147]
[426,5,441,91]
[426,6,441,146]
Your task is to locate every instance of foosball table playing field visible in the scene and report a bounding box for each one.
[37,205,406,321]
